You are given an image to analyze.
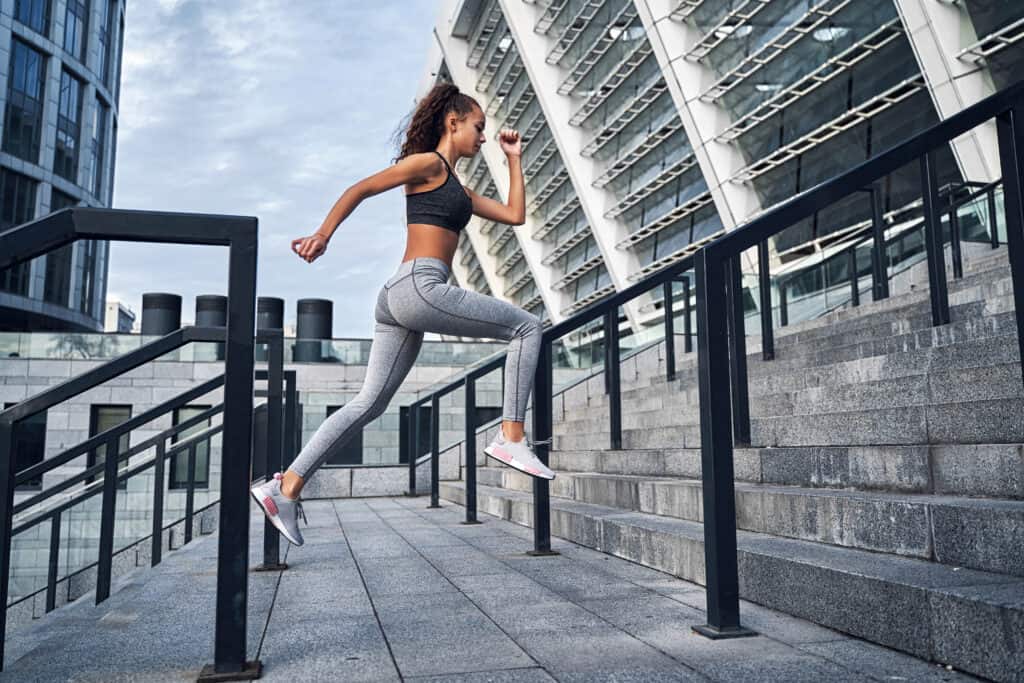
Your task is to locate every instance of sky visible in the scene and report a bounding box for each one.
[108,0,440,338]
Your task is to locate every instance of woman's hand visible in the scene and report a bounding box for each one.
[291,233,329,263]
[498,128,521,157]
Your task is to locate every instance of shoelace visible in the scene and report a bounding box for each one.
[294,499,308,526]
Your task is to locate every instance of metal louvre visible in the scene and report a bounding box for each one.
[545,0,605,65]
[698,0,852,103]
[670,0,705,22]
[957,16,1024,63]
[560,282,616,316]
[557,3,638,95]
[679,0,772,63]
[476,26,515,93]
[626,228,724,281]
[592,112,685,189]
[716,20,903,143]
[580,74,666,158]
[569,39,653,126]
[729,75,926,183]
[533,195,581,239]
[604,154,700,220]
[466,0,503,68]
[527,166,571,213]
[616,191,714,249]
[552,253,604,290]
[542,226,591,265]
[534,0,571,35]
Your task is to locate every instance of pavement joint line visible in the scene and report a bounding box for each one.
[329,498,406,681]
[254,542,291,661]
[382,497,717,681]
[357,497,549,677]
[409,494,910,682]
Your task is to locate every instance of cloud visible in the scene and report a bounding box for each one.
[110,0,436,337]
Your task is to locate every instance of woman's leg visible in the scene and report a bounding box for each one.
[280,304,423,498]
[387,257,543,437]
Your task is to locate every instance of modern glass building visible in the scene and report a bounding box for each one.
[424,0,1023,343]
[0,0,125,332]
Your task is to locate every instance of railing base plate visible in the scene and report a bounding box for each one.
[197,659,262,681]
[691,624,758,640]
[252,562,288,572]
[402,491,421,497]
[427,504,442,509]
[525,549,561,557]
[460,519,483,525]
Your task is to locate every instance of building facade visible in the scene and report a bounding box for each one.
[0,0,126,332]
[425,0,1023,343]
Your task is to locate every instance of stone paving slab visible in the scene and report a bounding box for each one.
[0,496,985,682]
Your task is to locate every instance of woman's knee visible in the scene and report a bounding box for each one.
[515,313,543,340]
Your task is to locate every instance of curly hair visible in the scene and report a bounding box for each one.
[391,83,481,163]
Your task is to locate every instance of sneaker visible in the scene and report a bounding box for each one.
[250,472,308,546]
[483,427,556,480]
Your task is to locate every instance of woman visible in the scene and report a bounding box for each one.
[250,83,555,547]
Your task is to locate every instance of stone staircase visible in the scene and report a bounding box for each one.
[439,248,1023,682]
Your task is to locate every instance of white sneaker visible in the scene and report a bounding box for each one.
[483,427,556,480]
[250,472,308,546]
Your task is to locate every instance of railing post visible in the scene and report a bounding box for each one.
[202,223,260,681]
[429,394,441,509]
[996,104,1024,391]
[185,443,196,544]
[256,331,286,572]
[848,247,860,307]
[407,401,420,496]
[725,257,751,446]
[96,437,119,604]
[663,281,676,381]
[46,512,60,613]
[682,275,693,353]
[151,441,165,567]
[989,186,1000,248]
[604,308,622,450]
[779,279,789,327]
[0,419,12,669]
[462,376,481,525]
[921,150,952,326]
[949,201,964,279]
[692,247,755,640]
[870,182,890,301]
[757,240,774,360]
[528,340,559,557]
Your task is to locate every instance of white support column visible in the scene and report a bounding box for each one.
[636,0,765,273]
[434,20,565,323]
[499,0,647,333]
[895,0,999,183]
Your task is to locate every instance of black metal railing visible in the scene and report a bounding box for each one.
[399,80,1024,645]
[690,80,1024,639]
[0,208,260,679]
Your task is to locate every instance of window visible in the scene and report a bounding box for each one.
[14,0,50,37]
[114,14,124,106]
[87,405,131,489]
[109,121,118,204]
[170,406,211,489]
[3,38,47,164]
[2,403,45,491]
[324,405,363,465]
[43,190,79,307]
[63,0,89,64]
[55,69,85,183]
[0,168,38,296]
[76,239,99,316]
[89,96,109,197]
[97,1,116,87]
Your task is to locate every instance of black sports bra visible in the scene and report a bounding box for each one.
[405,151,474,234]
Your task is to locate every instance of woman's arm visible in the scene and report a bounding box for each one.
[466,129,525,225]
[314,153,437,241]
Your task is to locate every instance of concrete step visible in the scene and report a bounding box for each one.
[546,443,1024,499]
[438,481,1024,683]
[472,466,1024,577]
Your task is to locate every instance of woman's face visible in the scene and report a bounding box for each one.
[449,106,487,157]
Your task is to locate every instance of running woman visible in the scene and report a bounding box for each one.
[251,83,555,546]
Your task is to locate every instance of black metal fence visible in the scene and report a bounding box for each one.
[0,208,262,679]
[400,80,1024,640]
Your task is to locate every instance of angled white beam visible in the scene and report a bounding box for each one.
[895,0,999,183]
[499,0,648,334]
[636,0,765,274]
[434,21,566,324]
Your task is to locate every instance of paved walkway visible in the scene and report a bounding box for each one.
[0,496,979,682]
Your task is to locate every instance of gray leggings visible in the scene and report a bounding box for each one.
[288,256,544,479]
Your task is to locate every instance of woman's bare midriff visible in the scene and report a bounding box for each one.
[401,223,459,269]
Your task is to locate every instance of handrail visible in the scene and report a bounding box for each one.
[689,80,1024,639]
[0,207,258,678]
